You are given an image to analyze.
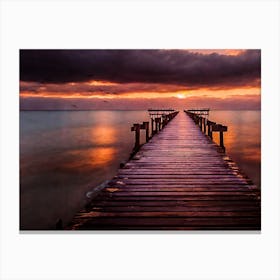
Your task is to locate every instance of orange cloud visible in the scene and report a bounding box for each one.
[188,49,245,56]
[20,80,260,100]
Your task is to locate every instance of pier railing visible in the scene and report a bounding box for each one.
[184,110,227,149]
[131,110,179,154]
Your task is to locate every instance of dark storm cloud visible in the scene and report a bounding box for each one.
[20,50,261,88]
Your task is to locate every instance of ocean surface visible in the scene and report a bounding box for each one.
[20,110,261,230]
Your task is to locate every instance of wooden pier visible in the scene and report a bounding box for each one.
[68,111,261,230]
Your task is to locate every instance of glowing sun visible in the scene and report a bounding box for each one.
[176,94,186,99]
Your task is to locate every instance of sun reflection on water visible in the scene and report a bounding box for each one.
[90,125,117,146]
[59,146,117,173]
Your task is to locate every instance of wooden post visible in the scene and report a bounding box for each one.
[199,117,202,130]
[207,123,211,137]
[207,121,216,139]
[155,117,161,133]
[131,123,140,150]
[151,118,155,135]
[220,131,224,148]
[142,121,149,142]
[162,115,166,127]
[155,118,158,133]
[202,118,206,133]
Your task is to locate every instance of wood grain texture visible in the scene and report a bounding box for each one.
[68,112,260,230]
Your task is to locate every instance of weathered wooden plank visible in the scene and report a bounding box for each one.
[113,181,249,185]
[83,206,260,212]
[90,200,260,207]
[74,226,260,230]
[121,171,243,176]
[76,211,260,218]
[111,184,256,188]
[72,217,260,228]
[106,187,256,192]
[94,195,259,201]
[118,175,242,179]
[104,191,259,197]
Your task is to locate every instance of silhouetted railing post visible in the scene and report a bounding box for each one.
[151,118,155,135]
[162,115,166,127]
[155,117,161,133]
[203,118,206,133]
[131,123,140,150]
[141,121,150,142]
[199,117,203,130]
[220,131,224,148]
[207,121,216,139]
[207,121,211,138]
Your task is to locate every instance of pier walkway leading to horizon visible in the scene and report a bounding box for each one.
[68,111,261,230]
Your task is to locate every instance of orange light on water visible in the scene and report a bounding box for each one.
[211,111,261,165]
[60,146,117,172]
[91,125,117,146]
[88,147,116,166]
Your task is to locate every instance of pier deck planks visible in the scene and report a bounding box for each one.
[69,112,260,230]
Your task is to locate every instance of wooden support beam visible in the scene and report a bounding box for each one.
[151,118,155,135]
[199,117,203,130]
[220,131,224,148]
[212,124,227,132]
[131,123,140,150]
[140,121,150,142]
[206,121,215,139]
[202,118,206,133]
[207,123,211,138]
[155,117,161,132]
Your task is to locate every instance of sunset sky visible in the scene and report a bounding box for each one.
[20,49,261,110]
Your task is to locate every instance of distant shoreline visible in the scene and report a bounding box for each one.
[20,109,262,112]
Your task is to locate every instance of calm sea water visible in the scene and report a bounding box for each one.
[20,110,261,230]
[210,110,261,189]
